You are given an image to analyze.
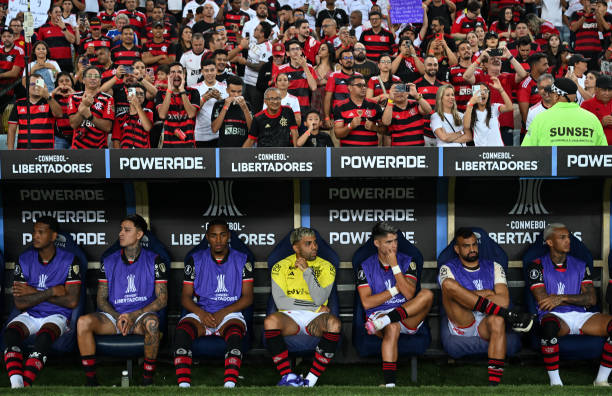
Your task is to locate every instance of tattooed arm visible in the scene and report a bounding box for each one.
[47,257,81,309]
[97,281,121,319]
[13,284,63,310]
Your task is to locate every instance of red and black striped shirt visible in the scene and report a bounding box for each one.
[414,77,444,138]
[0,46,25,96]
[276,62,318,109]
[155,88,200,148]
[368,75,401,99]
[69,91,115,149]
[97,63,117,85]
[116,9,148,38]
[143,40,176,72]
[449,65,480,112]
[387,101,425,146]
[36,23,75,65]
[333,98,383,146]
[111,44,142,66]
[53,93,73,139]
[8,98,56,149]
[81,36,112,54]
[223,9,250,44]
[571,11,602,53]
[98,10,117,27]
[144,22,177,43]
[112,109,153,148]
[325,70,362,109]
[359,28,395,62]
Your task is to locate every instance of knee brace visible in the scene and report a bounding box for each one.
[540,316,561,344]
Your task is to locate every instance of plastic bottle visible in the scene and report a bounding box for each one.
[121,370,129,387]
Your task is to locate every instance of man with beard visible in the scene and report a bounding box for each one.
[275,40,317,113]
[295,19,320,65]
[156,63,200,147]
[0,28,24,107]
[449,41,477,112]
[173,219,253,388]
[242,2,279,45]
[144,5,178,43]
[414,56,445,146]
[518,53,549,132]
[323,48,362,128]
[243,87,297,147]
[526,74,554,131]
[381,82,431,146]
[352,43,379,82]
[438,228,535,385]
[359,11,395,62]
[333,75,384,146]
[180,33,206,87]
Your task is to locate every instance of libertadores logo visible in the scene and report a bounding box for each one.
[508,179,549,215]
[203,181,244,217]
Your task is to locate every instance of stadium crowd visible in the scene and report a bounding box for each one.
[1,0,612,148]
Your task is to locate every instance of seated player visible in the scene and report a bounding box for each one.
[263,227,341,387]
[3,216,80,388]
[357,222,434,387]
[438,227,534,385]
[527,223,612,386]
[77,214,167,386]
[173,219,254,388]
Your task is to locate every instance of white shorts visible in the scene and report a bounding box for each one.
[182,312,246,336]
[549,311,597,335]
[100,311,156,334]
[279,310,325,336]
[9,312,69,337]
[368,308,424,335]
[448,311,486,338]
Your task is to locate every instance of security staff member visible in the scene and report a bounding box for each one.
[522,78,608,146]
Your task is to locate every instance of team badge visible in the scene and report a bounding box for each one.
[159,262,166,273]
[39,105,46,112]
[279,117,288,127]
[529,268,540,280]
[410,261,416,271]
[586,266,591,277]
[184,264,193,275]
[357,269,365,281]
[73,265,80,275]
[245,262,252,272]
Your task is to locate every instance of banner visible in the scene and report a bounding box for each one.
[1,150,106,180]
[109,148,215,178]
[331,147,437,177]
[6,0,51,29]
[310,179,438,261]
[389,0,424,24]
[219,148,326,178]
[557,147,612,176]
[454,178,603,260]
[2,183,126,261]
[443,147,550,177]
[147,180,294,261]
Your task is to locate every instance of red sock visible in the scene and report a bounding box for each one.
[488,359,504,385]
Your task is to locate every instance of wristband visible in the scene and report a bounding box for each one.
[237,45,243,51]
[391,265,402,275]
[387,99,394,104]
[324,116,330,120]
[388,286,398,297]
[508,55,514,62]
[222,106,229,111]
[475,59,481,65]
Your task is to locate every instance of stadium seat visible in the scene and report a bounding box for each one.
[2,232,88,354]
[351,230,431,383]
[263,229,340,356]
[180,231,255,357]
[523,232,604,360]
[94,232,171,374]
[437,227,522,359]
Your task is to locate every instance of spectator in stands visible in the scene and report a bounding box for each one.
[315,0,348,35]
[111,25,142,66]
[357,222,433,387]
[295,18,320,65]
[264,73,301,126]
[99,0,118,31]
[352,42,378,82]
[96,47,116,86]
[310,42,335,120]
[173,219,253,388]
[349,10,364,40]
[214,49,234,83]
[112,84,153,148]
[194,59,227,147]
[567,54,591,103]
[144,5,177,43]
[191,2,216,34]
[518,53,549,130]
[523,78,607,145]
[276,40,318,112]
[77,214,166,386]
[531,223,612,387]
[216,0,250,48]
[242,2,279,44]
[243,87,298,147]
[333,74,384,146]
[8,74,63,150]
[451,1,487,41]
[3,217,80,389]
[463,78,513,146]
[106,14,132,46]
[263,227,341,387]
[526,74,555,131]
[52,72,76,149]
[296,110,334,147]
[359,11,394,62]
[175,26,193,61]
[156,62,200,147]
[367,54,401,107]
[423,35,457,82]
[570,0,609,71]
[439,227,534,386]
[466,32,481,54]
[391,37,425,84]
[23,41,60,92]
[581,74,612,144]
[0,28,22,110]
[381,82,432,146]
[319,18,340,48]
[68,66,115,149]
[211,75,252,147]
[117,0,148,40]
[583,70,599,99]
[180,32,206,87]
[431,85,472,146]
[489,7,515,43]
[142,21,177,73]
[37,5,77,73]
[427,0,456,33]
[414,55,445,146]
[60,0,78,29]
[449,41,476,113]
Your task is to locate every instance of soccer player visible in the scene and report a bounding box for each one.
[438,227,534,385]
[3,217,80,389]
[527,223,612,386]
[263,227,341,387]
[357,222,433,387]
[77,214,167,386]
[173,219,253,388]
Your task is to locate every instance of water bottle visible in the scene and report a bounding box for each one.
[121,370,129,387]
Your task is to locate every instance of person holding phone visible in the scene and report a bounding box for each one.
[52,72,76,149]
[431,84,472,146]
[381,82,432,146]
[366,53,401,107]
[37,5,76,72]
[296,110,334,147]
[112,84,153,148]
[23,41,61,91]
[463,78,513,146]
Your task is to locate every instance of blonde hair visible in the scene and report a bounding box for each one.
[435,85,462,127]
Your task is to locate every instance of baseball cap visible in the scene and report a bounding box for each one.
[90,18,101,29]
[569,54,590,66]
[551,78,577,96]
[272,43,285,56]
[152,20,164,28]
[596,75,612,89]
[484,31,498,40]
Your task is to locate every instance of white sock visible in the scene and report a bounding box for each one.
[178,382,190,388]
[385,383,396,387]
[9,374,24,389]
[224,381,236,388]
[374,316,391,330]
[548,370,563,386]
[595,365,612,383]
[305,372,318,387]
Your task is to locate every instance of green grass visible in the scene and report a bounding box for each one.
[1,359,608,394]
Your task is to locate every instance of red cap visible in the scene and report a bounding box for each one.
[272,43,285,56]
[90,18,101,29]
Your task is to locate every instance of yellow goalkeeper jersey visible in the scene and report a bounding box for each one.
[271,254,336,307]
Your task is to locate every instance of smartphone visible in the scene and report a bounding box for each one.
[35,79,45,88]
[435,33,444,41]
[472,85,482,97]
[405,39,412,47]
[245,32,250,38]
[489,48,503,57]
[395,84,407,92]
[146,67,154,78]
[124,65,134,74]
[128,87,137,96]
[80,57,90,66]
[568,65,574,73]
